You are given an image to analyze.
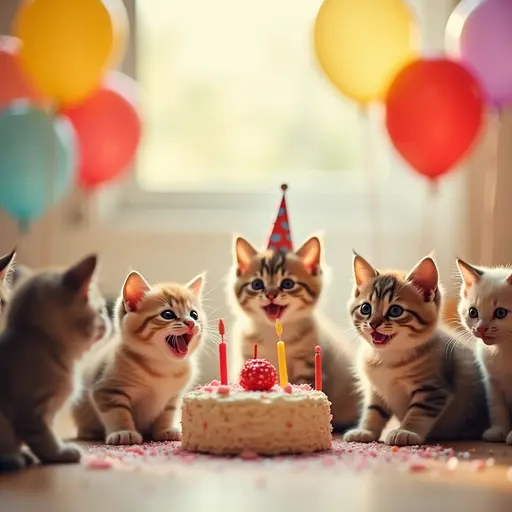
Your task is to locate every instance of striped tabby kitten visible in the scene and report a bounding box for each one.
[457,259,512,444]
[0,254,107,471]
[229,235,360,429]
[73,270,206,445]
[0,249,16,328]
[344,253,487,446]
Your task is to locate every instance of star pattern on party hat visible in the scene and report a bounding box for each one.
[267,184,293,253]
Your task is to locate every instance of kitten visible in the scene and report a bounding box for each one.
[229,235,360,430]
[0,249,16,328]
[72,270,206,445]
[344,253,487,446]
[0,254,107,471]
[456,259,512,444]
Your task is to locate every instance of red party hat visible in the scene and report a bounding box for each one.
[267,184,293,253]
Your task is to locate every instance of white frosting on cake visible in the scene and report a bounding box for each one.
[181,383,332,455]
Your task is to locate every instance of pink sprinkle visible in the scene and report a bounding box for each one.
[240,451,259,460]
[210,380,220,387]
[322,456,335,467]
[125,446,145,455]
[283,383,293,394]
[470,460,486,471]
[217,385,230,396]
[85,458,113,470]
[203,386,213,392]
[408,463,427,472]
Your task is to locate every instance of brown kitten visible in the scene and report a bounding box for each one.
[228,235,360,430]
[0,249,16,328]
[344,253,488,446]
[0,254,107,471]
[72,270,206,445]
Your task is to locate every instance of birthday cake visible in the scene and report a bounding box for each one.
[180,357,333,455]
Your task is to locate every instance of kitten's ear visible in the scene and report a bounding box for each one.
[234,236,257,274]
[456,258,482,289]
[63,254,98,297]
[186,273,206,298]
[296,236,321,274]
[122,271,151,312]
[353,252,378,288]
[406,256,438,300]
[0,248,16,285]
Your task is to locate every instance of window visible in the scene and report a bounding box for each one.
[131,0,396,195]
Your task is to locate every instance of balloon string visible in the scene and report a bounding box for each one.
[421,180,438,257]
[358,105,379,260]
[480,111,500,264]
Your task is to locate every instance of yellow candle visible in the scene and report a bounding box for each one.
[275,319,288,387]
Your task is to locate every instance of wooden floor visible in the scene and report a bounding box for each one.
[1,440,512,512]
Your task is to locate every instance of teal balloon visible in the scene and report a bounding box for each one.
[0,102,76,229]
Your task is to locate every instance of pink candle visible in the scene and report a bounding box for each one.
[315,345,322,391]
[218,319,228,385]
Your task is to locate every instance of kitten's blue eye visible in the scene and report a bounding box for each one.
[468,307,479,319]
[360,302,372,316]
[161,310,177,320]
[280,278,295,290]
[251,279,265,291]
[190,310,199,320]
[387,305,404,318]
[494,308,508,319]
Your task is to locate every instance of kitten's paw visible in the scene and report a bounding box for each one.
[21,450,38,467]
[41,443,82,464]
[106,430,143,446]
[343,428,378,443]
[152,429,181,442]
[0,453,27,472]
[505,431,512,445]
[385,429,423,446]
[483,426,508,443]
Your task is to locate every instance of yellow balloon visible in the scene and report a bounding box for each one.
[314,0,420,105]
[14,0,129,106]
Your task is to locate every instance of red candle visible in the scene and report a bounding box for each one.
[315,345,322,391]
[253,343,258,359]
[218,320,228,385]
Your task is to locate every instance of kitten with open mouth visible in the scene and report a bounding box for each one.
[72,269,206,446]
[262,304,287,320]
[371,332,397,345]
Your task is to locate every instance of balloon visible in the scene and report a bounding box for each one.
[14,0,129,106]
[0,35,44,109]
[385,58,485,181]
[314,0,419,105]
[446,0,512,108]
[0,102,76,229]
[61,72,142,190]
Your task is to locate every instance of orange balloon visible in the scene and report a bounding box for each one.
[0,35,44,109]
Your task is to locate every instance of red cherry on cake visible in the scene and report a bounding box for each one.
[239,359,278,391]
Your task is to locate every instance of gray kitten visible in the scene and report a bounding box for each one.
[0,254,108,471]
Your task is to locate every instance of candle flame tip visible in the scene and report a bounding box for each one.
[315,345,321,354]
[218,319,225,336]
[275,319,283,338]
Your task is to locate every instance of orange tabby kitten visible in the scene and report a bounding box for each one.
[0,249,16,328]
[72,270,206,445]
[0,254,107,471]
[229,235,360,430]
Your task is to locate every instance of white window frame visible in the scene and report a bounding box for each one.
[99,0,462,235]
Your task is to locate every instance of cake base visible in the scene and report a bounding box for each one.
[181,382,333,455]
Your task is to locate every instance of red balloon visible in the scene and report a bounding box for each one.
[385,58,485,181]
[0,35,44,109]
[61,72,141,190]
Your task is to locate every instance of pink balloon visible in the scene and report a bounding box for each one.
[0,35,44,109]
[446,0,512,108]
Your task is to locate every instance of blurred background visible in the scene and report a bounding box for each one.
[0,0,511,383]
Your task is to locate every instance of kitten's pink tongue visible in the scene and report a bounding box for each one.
[372,333,388,344]
[176,336,188,354]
